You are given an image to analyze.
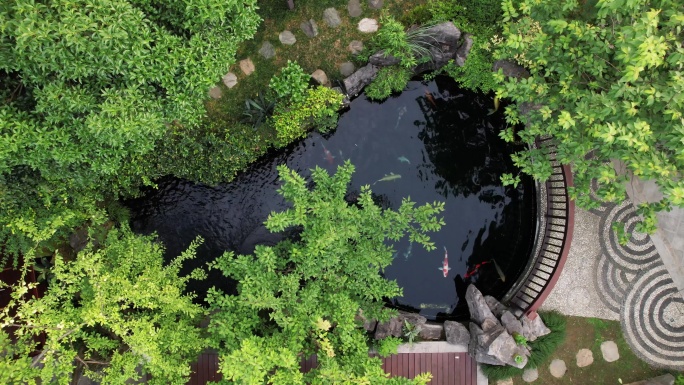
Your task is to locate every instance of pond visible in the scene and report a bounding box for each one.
[126,76,537,321]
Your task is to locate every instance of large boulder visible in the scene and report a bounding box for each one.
[469,323,505,366]
[484,295,508,318]
[455,34,473,66]
[419,322,445,341]
[501,311,524,337]
[369,51,401,67]
[493,59,530,79]
[343,63,379,96]
[413,22,462,74]
[374,317,403,339]
[520,313,551,342]
[466,284,497,325]
[444,321,470,346]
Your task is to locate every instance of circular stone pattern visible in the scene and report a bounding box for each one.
[549,359,567,378]
[599,202,659,272]
[621,263,684,370]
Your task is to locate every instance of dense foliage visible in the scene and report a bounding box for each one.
[205,161,444,384]
[495,0,684,232]
[0,228,206,384]
[0,0,260,256]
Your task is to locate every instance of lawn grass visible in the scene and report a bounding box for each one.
[503,316,674,385]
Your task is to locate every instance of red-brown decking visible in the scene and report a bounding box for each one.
[188,352,477,385]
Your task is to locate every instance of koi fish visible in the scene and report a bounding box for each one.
[393,106,407,129]
[338,149,344,159]
[397,156,410,165]
[491,259,506,282]
[373,173,401,185]
[463,261,491,279]
[425,90,437,108]
[487,96,500,116]
[321,142,335,164]
[403,241,413,260]
[438,246,451,278]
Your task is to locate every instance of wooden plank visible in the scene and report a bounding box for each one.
[435,354,442,385]
[402,353,409,377]
[428,353,436,384]
[414,353,421,378]
[447,354,454,385]
[459,353,466,385]
[408,353,414,379]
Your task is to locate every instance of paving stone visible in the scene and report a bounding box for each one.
[339,62,356,77]
[522,368,538,382]
[208,86,222,99]
[347,0,362,17]
[258,41,275,59]
[367,0,383,9]
[348,40,364,54]
[323,8,342,28]
[358,18,378,33]
[300,19,318,38]
[222,72,237,88]
[623,373,675,385]
[549,359,567,378]
[576,348,594,367]
[601,340,620,362]
[496,378,514,385]
[239,58,255,76]
[279,30,296,45]
[311,69,329,86]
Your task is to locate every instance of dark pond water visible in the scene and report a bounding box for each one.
[127,76,537,321]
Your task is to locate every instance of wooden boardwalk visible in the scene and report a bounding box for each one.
[188,351,477,385]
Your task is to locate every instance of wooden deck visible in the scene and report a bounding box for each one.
[188,351,477,385]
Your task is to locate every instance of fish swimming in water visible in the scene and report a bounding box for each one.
[393,106,407,129]
[425,90,437,108]
[373,173,401,185]
[403,241,413,260]
[397,156,411,165]
[321,142,335,164]
[464,261,491,279]
[491,259,506,282]
[438,246,451,278]
[338,149,344,159]
[487,96,500,115]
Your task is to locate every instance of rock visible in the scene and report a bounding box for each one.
[624,374,676,385]
[311,69,329,86]
[222,72,238,88]
[493,59,530,79]
[279,30,296,45]
[69,227,89,253]
[358,18,378,33]
[323,8,342,28]
[465,284,497,326]
[576,348,593,367]
[501,311,524,337]
[481,317,500,332]
[520,313,551,342]
[549,359,567,378]
[343,63,378,96]
[468,323,506,366]
[348,40,364,54]
[522,368,538,382]
[239,58,255,76]
[497,379,514,385]
[208,86,222,99]
[375,317,403,339]
[418,322,444,341]
[600,340,620,362]
[300,19,318,38]
[331,86,351,107]
[367,0,383,9]
[455,34,473,66]
[258,41,275,59]
[413,22,462,74]
[369,50,401,66]
[488,330,527,368]
[444,321,470,346]
[347,0,362,17]
[339,62,356,77]
[485,296,508,318]
[399,311,427,327]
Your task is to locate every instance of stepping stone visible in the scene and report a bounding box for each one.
[358,18,378,33]
[522,368,538,382]
[339,62,355,77]
[323,8,342,28]
[367,0,383,9]
[347,0,362,17]
[300,19,318,38]
[208,86,222,99]
[279,30,296,45]
[496,379,514,385]
[549,359,567,378]
[576,348,594,367]
[259,41,275,59]
[239,58,255,76]
[222,72,237,88]
[348,40,364,54]
[311,69,329,86]
[601,340,620,362]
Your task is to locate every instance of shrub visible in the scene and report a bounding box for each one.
[269,60,310,103]
[366,66,411,101]
[481,311,567,381]
[377,337,403,358]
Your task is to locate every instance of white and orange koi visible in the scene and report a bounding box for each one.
[438,246,451,278]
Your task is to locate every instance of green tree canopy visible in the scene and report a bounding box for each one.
[0,227,206,385]
[495,0,684,232]
[0,0,260,256]
[205,161,444,384]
